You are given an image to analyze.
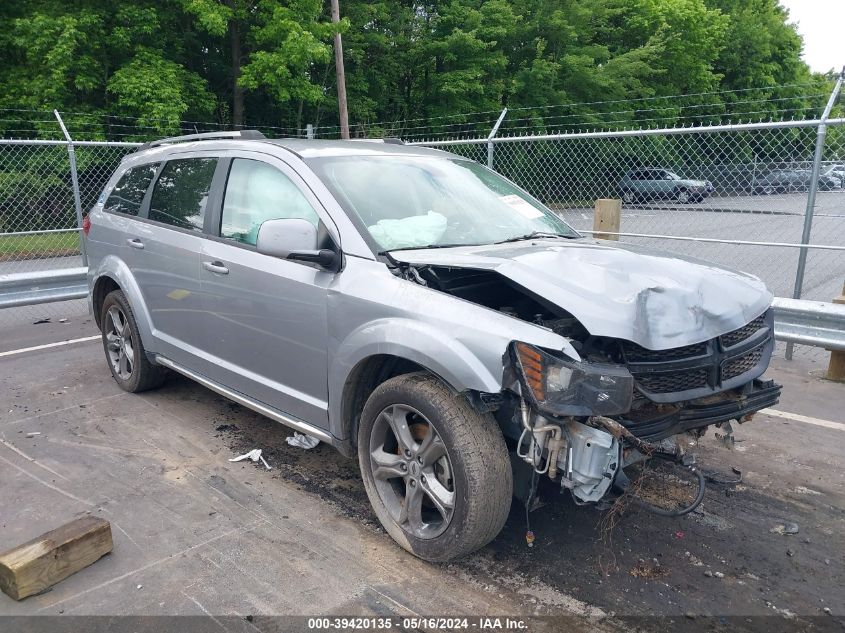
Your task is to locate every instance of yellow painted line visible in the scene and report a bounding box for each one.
[761,408,845,432]
[0,335,100,358]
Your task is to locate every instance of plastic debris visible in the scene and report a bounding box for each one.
[26,432,40,438]
[229,448,272,470]
[525,530,535,548]
[771,522,799,535]
[59,318,68,323]
[32,318,51,325]
[285,432,320,450]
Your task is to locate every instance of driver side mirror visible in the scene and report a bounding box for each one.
[256,218,339,270]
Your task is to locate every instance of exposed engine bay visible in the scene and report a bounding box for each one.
[393,261,782,512]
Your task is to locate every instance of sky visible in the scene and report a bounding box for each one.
[779,0,844,74]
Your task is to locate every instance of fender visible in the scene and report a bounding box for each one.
[329,317,508,441]
[89,255,156,347]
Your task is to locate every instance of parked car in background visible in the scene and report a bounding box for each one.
[85,132,781,561]
[822,165,845,188]
[754,169,838,194]
[618,168,714,204]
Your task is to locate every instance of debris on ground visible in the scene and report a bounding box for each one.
[32,318,51,325]
[25,432,40,438]
[630,560,669,580]
[770,522,799,536]
[228,448,272,470]
[0,516,113,600]
[786,548,796,557]
[286,432,320,450]
[59,318,68,323]
[702,467,743,485]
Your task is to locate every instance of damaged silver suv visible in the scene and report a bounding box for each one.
[85,131,781,561]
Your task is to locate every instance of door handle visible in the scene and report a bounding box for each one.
[202,260,229,275]
[126,238,145,249]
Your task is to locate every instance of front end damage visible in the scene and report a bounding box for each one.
[390,257,782,513]
[503,314,781,512]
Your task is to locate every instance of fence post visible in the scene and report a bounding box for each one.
[487,108,508,169]
[593,199,621,240]
[786,68,844,360]
[53,110,87,267]
[306,123,314,140]
[828,281,845,381]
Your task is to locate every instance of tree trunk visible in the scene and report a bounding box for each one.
[230,17,244,128]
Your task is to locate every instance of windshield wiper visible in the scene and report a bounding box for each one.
[379,242,481,255]
[493,231,577,244]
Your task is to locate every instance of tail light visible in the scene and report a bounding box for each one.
[82,214,91,236]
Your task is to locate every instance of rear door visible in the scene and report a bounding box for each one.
[130,155,224,365]
[91,163,159,277]
[196,153,337,427]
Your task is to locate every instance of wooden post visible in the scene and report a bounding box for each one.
[827,281,845,382]
[593,198,622,241]
[0,517,112,600]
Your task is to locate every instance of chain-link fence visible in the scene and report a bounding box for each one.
[2,105,844,364]
[0,122,139,326]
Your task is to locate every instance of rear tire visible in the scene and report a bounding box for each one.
[676,188,690,204]
[100,289,167,393]
[358,373,512,562]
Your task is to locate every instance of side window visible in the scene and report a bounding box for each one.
[148,158,217,231]
[103,164,158,216]
[220,158,319,246]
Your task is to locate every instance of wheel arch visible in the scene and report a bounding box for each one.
[329,320,504,455]
[89,256,155,343]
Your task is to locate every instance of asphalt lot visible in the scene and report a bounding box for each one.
[1,317,843,626]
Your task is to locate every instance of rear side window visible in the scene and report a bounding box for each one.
[220,159,318,246]
[104,164,157,216]
[149,158,217,231]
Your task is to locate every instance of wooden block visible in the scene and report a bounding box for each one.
[0,516,113,600]
[593,198,622,240]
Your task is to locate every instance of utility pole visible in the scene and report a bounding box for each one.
[331,0,350,139]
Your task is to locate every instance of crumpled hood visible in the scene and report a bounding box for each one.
[391,238,772,350]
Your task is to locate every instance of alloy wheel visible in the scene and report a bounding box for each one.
[368,404,455,539]
[105,305,135,380]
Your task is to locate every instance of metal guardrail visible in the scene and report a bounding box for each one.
[772,297,845,352]
[0,267,87,309]
[1,267,842,354]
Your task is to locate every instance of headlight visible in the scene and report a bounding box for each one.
[511,342,634,417]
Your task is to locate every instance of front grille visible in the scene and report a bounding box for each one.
[623,341,707,362]
[636,369,710,394]
[722,348,763,381]
[622,310,773,399]
[720,314,766,348]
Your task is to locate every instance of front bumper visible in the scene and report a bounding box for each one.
[618,378,782,441]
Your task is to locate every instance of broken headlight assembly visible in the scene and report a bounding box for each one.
[511,342,634,417]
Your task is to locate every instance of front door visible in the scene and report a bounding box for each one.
[198,156,335,428]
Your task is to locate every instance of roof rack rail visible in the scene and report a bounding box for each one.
[140,130,266,150]
[383,137,405,144]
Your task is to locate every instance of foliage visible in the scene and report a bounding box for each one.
[0,0,833,137]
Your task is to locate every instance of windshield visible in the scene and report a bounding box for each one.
[308,155,579,251]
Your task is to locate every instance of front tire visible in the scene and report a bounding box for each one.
[676,188,690,204]
[358,373,512,562]
[100,290,167,393]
